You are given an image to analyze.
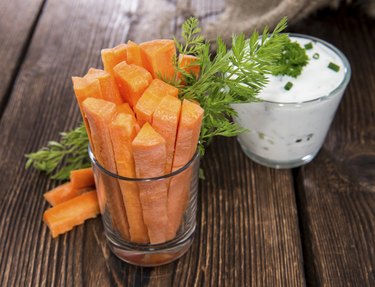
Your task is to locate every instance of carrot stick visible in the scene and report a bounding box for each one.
[82,97,130,240]
[152,95,181,173]
[72,76,103,151]
[43,190,99,238]
[135,79,179,127]
[132,123,168,244]
[109,113,149,243]
[166,99,203,240]
[140,39,176,81]
[101,43,127,78]
[70,167,95,190]
[116,103,140,132]
[43,182,87,207]
[178,54,200,84]
[126,40,143,67]
[172,100,204,170]
[113,62,152,108]
[86,68,123,104]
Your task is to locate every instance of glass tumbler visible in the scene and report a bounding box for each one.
[89,147,200,266]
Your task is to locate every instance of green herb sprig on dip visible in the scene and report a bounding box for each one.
[25,17,308,180]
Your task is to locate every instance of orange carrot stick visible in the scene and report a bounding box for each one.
[172,99,204,170]
[140,39,176,80]
[101,43,127,78]
[43,190,100,238]
[82,97,130,240]
[43,182,86,207]
[109,113,149,243]
[152,95,181,173]
[86,68,123,104]
[113,61,152,108]
[72,76,103,150]
[116,102,135,116]
[135,79,179,127]
[178,54,200,84]
[132,123,168,244]
[70,167,95,190]
[116,103,140,132]
[166,99,203,239]
[127,40,143,67]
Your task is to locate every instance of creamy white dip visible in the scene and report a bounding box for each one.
[231,34,351,168]
[259,37,345,103]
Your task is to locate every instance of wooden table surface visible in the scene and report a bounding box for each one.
[0,1,374,286]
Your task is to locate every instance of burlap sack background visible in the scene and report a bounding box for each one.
[128,0,374,43]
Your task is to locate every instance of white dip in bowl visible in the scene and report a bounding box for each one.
[231,34,351,168]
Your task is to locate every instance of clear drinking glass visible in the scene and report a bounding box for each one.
[232,34,351,168]
[89,147,200,266]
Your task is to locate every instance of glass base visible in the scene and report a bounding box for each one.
[106,226,196,267]
[238,140,318,169]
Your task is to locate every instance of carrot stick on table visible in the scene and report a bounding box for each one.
[43,190,99,238]
[44,168,95,207]
[70,167,95,190]
[109,113,149,243]
[82,97,130,240]
[44,182,82,207]
[135,79,179,127]
[166,99,204,240]
[132,123,168,244]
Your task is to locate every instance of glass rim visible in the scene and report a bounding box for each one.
[255,33,351,106]
[88,145,199,182]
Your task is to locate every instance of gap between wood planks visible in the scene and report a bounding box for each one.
[292,167,317,287]
[0,0,47,120]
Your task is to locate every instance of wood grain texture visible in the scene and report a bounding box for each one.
[0,0,306,286]
[0,0,45,115]
[0,0,138,286]
[289,8,375,287]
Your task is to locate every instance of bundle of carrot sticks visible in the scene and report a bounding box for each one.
[43,39,203,244]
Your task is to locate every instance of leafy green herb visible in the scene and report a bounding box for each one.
[304,42,313,50]
[25,123,90,180]
[328,62,340,72]
[284,81,293,90]
[174,17,205,56]
[272,38,309,78]
[175,17,289,152]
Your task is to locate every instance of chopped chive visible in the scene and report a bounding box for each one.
[284,81,293,91]
[304,42,313,50]
[313,53,320,59]
[328,62,340,72]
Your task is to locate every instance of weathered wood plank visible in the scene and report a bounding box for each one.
[0,0,139,286]
[172,137,306,286]
[0,0,305,286]
[0,0,45,116]
[290,8,375,287]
